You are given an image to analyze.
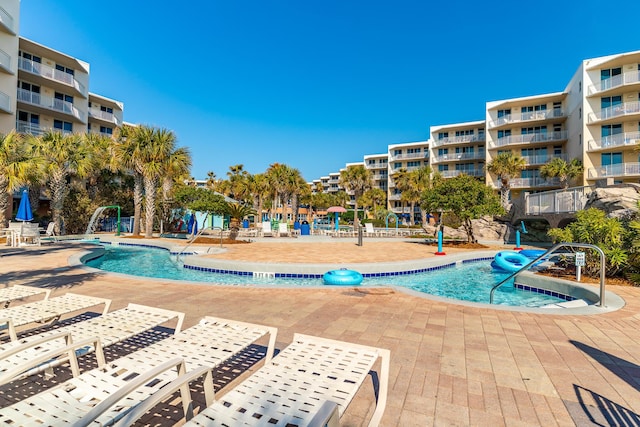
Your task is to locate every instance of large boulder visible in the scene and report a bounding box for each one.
[584,183,640,218]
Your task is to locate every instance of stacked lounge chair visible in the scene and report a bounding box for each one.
[0,284,50,309]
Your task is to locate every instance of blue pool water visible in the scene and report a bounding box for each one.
[85,244,566,307]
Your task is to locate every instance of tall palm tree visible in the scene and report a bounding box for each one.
[487,152,526,209]
[339,164,372,228]
[160,146,192,233]
[36,131,93,234]
[0,131,32,227]
[284,167,306,223]
[393,166,432,226]
[113,124,144,236]
[247,173,269,224]
[265,163,290,220]
[360,188,387,219]
[540,157,584,189]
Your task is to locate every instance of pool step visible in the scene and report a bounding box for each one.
[540,299,589,309]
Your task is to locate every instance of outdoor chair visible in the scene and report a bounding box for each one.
[0,303,185,386]
[261,221,273,237]
[18,223,40,246]
[0,316,277,426]
[0,293,111,341]
[278,222,289,237]
[364,222,379,237]
[40,221,57,243]
[0,284,50,309]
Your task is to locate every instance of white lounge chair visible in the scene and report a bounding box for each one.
[182,333,390,427]
[261,221,273,237]
[364,222,378,236]
[40,221,57,243]
[278,222,289,237]
[0,303,185,386]
[0,316,277,426]
[0,293,111,341]
[19,223,41,246]
[0,285,50,309]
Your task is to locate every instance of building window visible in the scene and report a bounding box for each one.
[407,161,421,167]
[497,109,511,118]
[19,81,40,93]
[100,126,113,135]
[497,129,511,139]
[394,162,401,169]
[455,129,474,136]
[438,132,448,140]
[54,120,73,132]
[601,152,622,167]
[438,164,449,172]
[55,64,75,76]
[521,126,547,135]
[601,95,622,109]
[54,92,74,104]
[601,67,622,81]
[100,105,114,114]
[17,111,39,124]
[438,148,448,156]
[19,51,41,63]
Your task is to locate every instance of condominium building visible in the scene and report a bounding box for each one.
[364,153,388,192]
[387,140,429,221]
[429,120,485,180]
[0,0,124,138]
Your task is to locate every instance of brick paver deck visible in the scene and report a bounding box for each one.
[1,239,639,426]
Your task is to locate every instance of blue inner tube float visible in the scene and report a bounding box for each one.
[493,251,530,273]
[323,269,363,285]
[518,249,546,259]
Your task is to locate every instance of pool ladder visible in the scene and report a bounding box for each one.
[489,242,606,306]
[176,226,224,263]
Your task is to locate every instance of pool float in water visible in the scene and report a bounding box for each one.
[518,249,546,259]
[323,269,363,285]
[493,251,530,273]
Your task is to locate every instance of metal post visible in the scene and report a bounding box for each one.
[435,230,446,255]
[357,225,363,246]
[515,230,521,250]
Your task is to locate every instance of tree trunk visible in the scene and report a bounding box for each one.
[28,186,41,218]
[229,218,240,241]
[409,202,415,226]
[133,174,143,236]
[291,194,299,223]
[500,186,510,209]
[464,218,475,243]
[49,170,67,235]
[354,201,360,229]
[143,176,157,238]
[0,176,9,228]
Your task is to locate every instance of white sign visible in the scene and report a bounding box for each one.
[575,252,586,267]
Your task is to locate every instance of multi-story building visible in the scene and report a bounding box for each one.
[429,120,485,180]
[364,153,388,193]
[387,140,429,221]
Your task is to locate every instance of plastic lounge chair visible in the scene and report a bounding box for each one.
[0,293,111,341]
[182,333,390,427]
[0,316,277,426]
[278,222,289,237]
[0,304,185,386]
[19,223,41,246]
[364,222,378,237]
[261,221,273,237]
[0,285,51,309]
[40,221,57,243]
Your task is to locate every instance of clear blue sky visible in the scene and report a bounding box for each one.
[18,0,640,182]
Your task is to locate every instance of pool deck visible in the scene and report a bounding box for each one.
[2,236,640,426]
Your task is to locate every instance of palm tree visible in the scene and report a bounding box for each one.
[487,152,526,209]
[160,146,192,233]
[226,202,256,240]
[284,167,306,223]
[339,164,372,229]
[36,131,94,234]
[360,188,387,219]
[247,173,269,224]
[265,163,290,220]
[113,124,144,236]
[0,131,32,227]
[393,166,432,226]
[540,157,584,189]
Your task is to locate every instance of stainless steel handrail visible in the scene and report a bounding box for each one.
[176,226,224,262]
[489,243,606,307]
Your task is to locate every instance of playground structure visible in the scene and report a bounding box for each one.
[86,206,121,237]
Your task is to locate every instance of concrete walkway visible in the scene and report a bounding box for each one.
[1,239,640,426]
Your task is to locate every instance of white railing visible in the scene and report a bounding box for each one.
[525,186,594,214]
[588,162,640,179]
[0,90,10,113]
[490,130,568,148]
[390,152,427,161]
[18,57,87,95]
[589,101,640,123]
[16,120,73,135]
[88,109,121,125]
[431,134,485,147]
[0,6,15,33]
[388,194,401,201]
[587,131,640,151]
[17,88,86,121]
[497,177,561,189]
[440,169,484,178]
[489,108,565,128]
[588,71,640,95]
[432,152,485,163]
[0,48,10,72]
[521,153,567,166]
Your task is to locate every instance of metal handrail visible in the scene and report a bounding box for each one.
[176,225,224,262]
[489,243,606,306]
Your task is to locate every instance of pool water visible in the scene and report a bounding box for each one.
[85,244,566,307]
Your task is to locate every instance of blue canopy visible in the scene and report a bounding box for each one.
[187,212,198,234]
[15,189,33,222]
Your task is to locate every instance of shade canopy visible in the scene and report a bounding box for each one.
[327,206,347,213]
[15,189,33,222]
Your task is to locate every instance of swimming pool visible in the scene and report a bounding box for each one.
[83,243,570,307]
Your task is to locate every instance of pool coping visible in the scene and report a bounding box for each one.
[69,237,626,315]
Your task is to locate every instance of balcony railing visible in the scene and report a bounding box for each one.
[16,120,73,136]
[525,186,594,215]
[0,90,10,113]
[0,48,11,73]
[522,153,568,166]
[496,177,561,189]
[440,169,484,178]
[390,152,427,161]
[17,88,86,122]
[388,194,401,201]
[588,162,640,179]
[0,6,15,34]
[489,108,565,128]
[18,57,87,96]
[432,152,485,163]
[431,134,485,147]
[88,109,121,126]
[588,71,640,96]
[490,130,568,148]
[589,101,640,123]
[587,131,640,151]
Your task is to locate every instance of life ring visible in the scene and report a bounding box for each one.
[518,249,545,259]
[323,269,363,285]
[493,251,530,273]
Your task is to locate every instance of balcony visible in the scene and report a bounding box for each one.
[588,101,640,124]
[388,194,402,201]
[440,169,484,178]
[432,151,485,163]
[390,152,427,161]
[587,71,640,96]
[431,133,485,147]
[18,57,87,98]
[488,108,565,129]
[489,130,568,149]
[0,90,10,114]
[522,153,568,166]
[588,162,640,179]
[0,6,16,34]
[371,173,388,181]
[15,120,74,136]
[88,108,121,126]
[587,131,640,152]
[496,177,561,189]
[17,88,86,122]
[0,48,11,74]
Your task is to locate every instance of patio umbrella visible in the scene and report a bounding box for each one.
[187,213,197,234]
[15,189,33,222]
[327,206,347,231]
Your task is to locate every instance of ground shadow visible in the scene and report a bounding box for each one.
[571,340,640,392]
[567,385,640,426]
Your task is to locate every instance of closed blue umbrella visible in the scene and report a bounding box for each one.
[15,189,33,222]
